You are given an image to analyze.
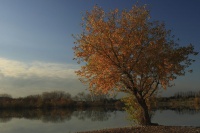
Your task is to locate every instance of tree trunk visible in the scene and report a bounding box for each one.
[135,95,152,125]
[140,99,151,125]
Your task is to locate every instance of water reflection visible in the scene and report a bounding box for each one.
[0,108,200,132]
[152,109,200,127]
[0,108,115,123]
[155,108,200,115]
[0,108,200,124]
[73,109,113,121]
[0,117,12,123]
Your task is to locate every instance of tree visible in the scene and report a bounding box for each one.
[73,5,198,125]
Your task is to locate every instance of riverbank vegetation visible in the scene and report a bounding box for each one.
[155,91,200,111]
[0,91,122,110]
[0,91,200,110]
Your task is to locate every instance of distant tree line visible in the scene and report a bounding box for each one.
[1,91,199,110]
[154,91,200,112]
[172,91,200,99]
[0,91,123,110]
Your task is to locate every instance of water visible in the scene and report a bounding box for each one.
[0,108,199,133]
[152,109,200,127]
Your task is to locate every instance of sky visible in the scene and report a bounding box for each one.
[0,0,199,98]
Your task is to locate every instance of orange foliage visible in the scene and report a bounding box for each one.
[73,5,198,99]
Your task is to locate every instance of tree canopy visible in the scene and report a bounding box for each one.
[73,5,198,125]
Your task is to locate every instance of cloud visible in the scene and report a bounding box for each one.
[0,57,87,97]
[0,57,78,79]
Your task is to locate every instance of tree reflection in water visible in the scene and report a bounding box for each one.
[170,108,200,115]
[0,117,12,123]
[0,108,115,123]
[0,108,199,124]
[73,108,115,121]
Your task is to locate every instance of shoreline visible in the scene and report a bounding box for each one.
[78,126,200,133]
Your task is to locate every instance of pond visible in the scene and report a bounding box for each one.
[0,108,199,133]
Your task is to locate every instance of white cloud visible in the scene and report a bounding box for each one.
[0,57,87,97]
[0,57,79,79]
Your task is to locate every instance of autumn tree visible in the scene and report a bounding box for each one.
[73,5,198,125]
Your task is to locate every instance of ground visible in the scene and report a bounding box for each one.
[78,126,200,133]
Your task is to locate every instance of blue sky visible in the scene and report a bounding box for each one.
[0,0,199,97]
